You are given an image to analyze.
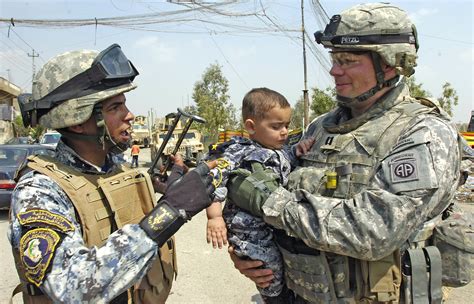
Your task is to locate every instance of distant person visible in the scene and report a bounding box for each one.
[204,87,313,303]
[130,140,141,168]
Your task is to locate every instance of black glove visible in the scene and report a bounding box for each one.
[140,162,214,246]
[227,162,279,217]
[163,162,214,218]
[151,164,185,194]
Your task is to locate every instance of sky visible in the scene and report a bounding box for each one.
[0,0,473,124]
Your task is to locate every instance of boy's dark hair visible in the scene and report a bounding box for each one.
[242,87,290,120]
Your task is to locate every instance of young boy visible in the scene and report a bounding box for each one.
[205,87,312,303]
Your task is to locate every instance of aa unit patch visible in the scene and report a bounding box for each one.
[20,228,61,287]
[389,153,419,183]
[18,209,74,233]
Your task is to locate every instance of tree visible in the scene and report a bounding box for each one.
[290,97,305,130]
[192,63,235,140]
[310,87,336,118]
[404,77,432,98]
[437,82,459,117]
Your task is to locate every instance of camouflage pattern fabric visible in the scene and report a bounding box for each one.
[257,82,461,302]
[8,140,159,303]
[205,137,293,297]
[327,3,418,76]
[33,50,136,129]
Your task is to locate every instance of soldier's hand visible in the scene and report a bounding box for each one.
[228,246,274,288]
[227,162,279,217]
[163,160,217,219]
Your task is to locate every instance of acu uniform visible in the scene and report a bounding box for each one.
[207,136,293,297]
[261,82,461,303]
[8,140,177,303]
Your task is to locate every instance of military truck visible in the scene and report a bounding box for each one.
[130,115,151,147]
[150,113,205,166]
[460,110,474,148]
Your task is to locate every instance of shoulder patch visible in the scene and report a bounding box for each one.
[210,158,231,187]
[389,153,419,183]
[20,228,61,287]
[18,209,74,233]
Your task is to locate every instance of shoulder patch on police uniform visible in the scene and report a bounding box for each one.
[20,228,61,287]
[211,158,231,187]
[389,153,418,183]
[18,209,74,233]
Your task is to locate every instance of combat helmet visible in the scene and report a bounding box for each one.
[19,44,138,153]
[314,3,418,103]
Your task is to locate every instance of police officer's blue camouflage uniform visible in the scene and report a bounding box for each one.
[8,140,159,303]
[207,136,294,298]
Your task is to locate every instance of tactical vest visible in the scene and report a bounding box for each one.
[12,155,177,304]
[279,92,448,303]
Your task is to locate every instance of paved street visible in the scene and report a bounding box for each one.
[0,148,472,303]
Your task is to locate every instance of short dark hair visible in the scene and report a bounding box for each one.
[242,88,290,120]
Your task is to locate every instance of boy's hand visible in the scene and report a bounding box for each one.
[207,216,228,249]
[295,137,315,157]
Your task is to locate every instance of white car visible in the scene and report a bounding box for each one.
[40,132,61,148]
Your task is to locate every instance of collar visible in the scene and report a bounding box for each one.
[54,140,124,174]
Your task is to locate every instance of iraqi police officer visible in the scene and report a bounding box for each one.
[8,44,215,303]
[227,3,462,303]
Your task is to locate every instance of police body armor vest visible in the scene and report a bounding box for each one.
[278,90,445,303]
[12,155,176,304]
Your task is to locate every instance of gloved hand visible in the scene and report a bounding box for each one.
[227,162,279,217]
[152,154,189,194]
[140,160,216,246]
[163,161,215,218]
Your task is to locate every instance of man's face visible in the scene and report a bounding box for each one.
[249,106,291,150]
[102,93,135,146]
[329,52,376,99]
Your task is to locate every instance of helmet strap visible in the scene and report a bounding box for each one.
[337,51,400,106]
[92,105,130,155]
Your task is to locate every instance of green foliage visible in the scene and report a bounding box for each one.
[192,63,236,141]
[13,115,28,137]
[12,115,44,141]
[437,82,459,117]
[310,87,336,117]
[290,97,305,129]
[404,77,432,98]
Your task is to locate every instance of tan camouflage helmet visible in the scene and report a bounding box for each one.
[34,49,136,129]
[315,3,419,76]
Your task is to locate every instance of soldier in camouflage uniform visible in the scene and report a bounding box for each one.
[205,88,311,303]
[227,3,462,303]
[8,44,215,303]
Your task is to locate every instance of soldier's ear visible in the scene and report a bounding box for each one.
[244,118,256,135]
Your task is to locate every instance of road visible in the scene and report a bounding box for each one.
[0,148,472,303]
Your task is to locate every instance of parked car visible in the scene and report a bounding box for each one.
[0,144,55,210]
[39,131,61,148]
[5,137,32,145]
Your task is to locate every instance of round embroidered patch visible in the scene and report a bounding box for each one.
[19,228,61,287]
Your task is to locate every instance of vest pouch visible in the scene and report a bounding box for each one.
[433,205,474,287]
[134,238,177,304]
[98,170,155,228]
[279,246,337,304]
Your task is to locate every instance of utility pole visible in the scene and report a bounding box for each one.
[28,49,39,92]
[301,0,309,128]
[6,69,11,82]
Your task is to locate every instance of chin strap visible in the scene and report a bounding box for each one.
[59,105,130,156]
[337,51,400,106]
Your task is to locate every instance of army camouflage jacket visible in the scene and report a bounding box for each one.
[206,136,294,202]
[8,140,159,303]
[261,83,461,261]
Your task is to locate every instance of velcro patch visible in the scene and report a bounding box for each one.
[20,228,61,287]
[389,153,419,183]
[18,209,74,233]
